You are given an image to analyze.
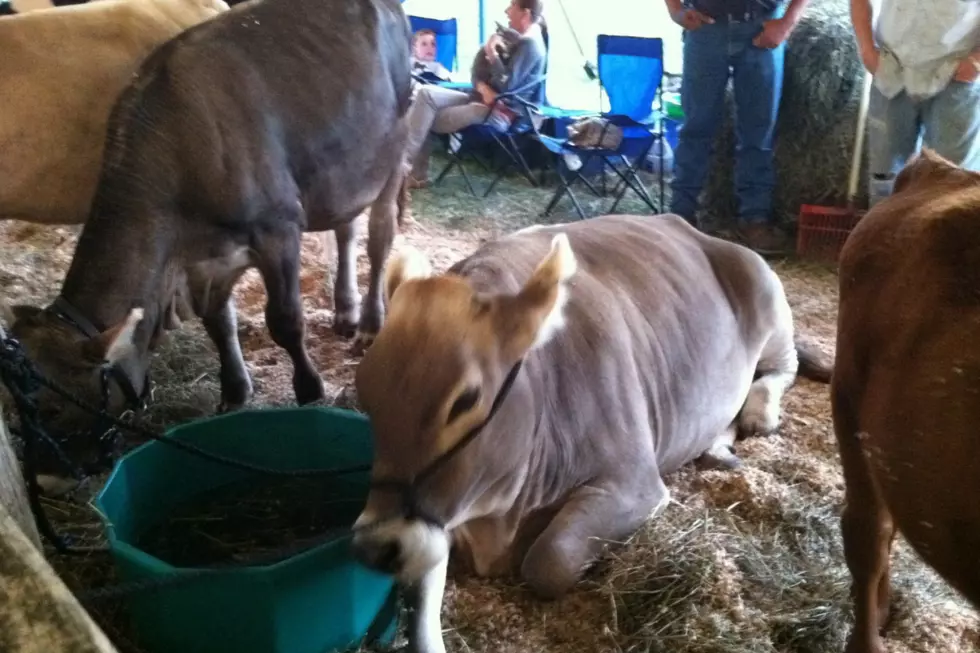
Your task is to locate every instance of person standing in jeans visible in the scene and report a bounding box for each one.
[850,0,980,207]
[665,0,810,255]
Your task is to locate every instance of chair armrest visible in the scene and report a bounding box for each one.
[602,111,662,130]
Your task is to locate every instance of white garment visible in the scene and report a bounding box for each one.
[411,57,451,80]
[872,0,980,100]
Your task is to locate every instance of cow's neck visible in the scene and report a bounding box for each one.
[60,204,173,360]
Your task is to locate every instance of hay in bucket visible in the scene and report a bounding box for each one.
[694,0,868,231]
[136,475,363,568]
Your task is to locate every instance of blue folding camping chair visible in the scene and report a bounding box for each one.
[407,15,458,73]
[529,35,666,219]
[429,30,552,198]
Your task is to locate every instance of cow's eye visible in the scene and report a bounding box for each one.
[448,387,481,423]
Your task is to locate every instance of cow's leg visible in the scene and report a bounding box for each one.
[739,321,797,438]
[203,295,253,413]
[834,383,893,653]
[355,167,402,352]
[403,555,449,653]
[331,219,361,338]
[186,270,252,412]
[696,423,742,470]
[520,472,669,599]
[254,222,325,404]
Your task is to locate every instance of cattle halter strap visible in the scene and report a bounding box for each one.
[44,296,152,474]
[368,358,525,528]
[48,296,151,412]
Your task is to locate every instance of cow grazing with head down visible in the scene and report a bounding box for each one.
[0,0,229,224]
[832,148,980,653]
[349,213,832,653]
[3,0,413,493]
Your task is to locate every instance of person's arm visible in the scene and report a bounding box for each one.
[486,37,541,103]
[849,0,879,72]
[664,0,714,30]
[753,0,811,48]
[953,38,980,82]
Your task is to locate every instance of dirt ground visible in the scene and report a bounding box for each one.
[1,198,978,653]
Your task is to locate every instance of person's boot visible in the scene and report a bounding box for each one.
[736,222,788,256]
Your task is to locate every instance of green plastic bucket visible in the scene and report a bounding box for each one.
[94,406,397,653]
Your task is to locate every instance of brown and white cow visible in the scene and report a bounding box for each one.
[0,0,228,224]
[3,0,412,491]
[350,213,832,653]
[832,148,980,653]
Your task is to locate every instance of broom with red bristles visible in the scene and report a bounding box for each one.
[796,69,872,262]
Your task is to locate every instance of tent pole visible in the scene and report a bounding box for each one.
[478,0,485,44]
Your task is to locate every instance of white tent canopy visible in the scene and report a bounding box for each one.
[401,0,684,111]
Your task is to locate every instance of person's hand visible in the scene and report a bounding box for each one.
[859,44,880,74]
[954,56,980,83]
[752,17,793,49]
[670,8,713,31]
[475,82,496,105]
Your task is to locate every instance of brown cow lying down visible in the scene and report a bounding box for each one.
[0,0,228,224]
[832,148,980,653]
[3,0,412,493]
[350,213,832,653]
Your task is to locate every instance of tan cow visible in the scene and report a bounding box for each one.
[0,0,228,224]
[832,148,980,653]
[349,213,832,653]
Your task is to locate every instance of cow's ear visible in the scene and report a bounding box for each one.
[893,147,955,195]
[85,308,144,365]
[495,233,577,358]
[385,245,433,305]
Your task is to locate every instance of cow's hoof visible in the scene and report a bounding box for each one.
[294,375,326,406]
[332,313,359,339]
[844,633,887,653]
[216,400,247,414]
[696,445,743,471]
[351,330,376,356]
[738,390,780,437]
[331,384,363,413]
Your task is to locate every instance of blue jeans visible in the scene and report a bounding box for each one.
[670,13,785,225]
[867,80,980,206]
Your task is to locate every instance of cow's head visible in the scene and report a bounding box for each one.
[893,147,980,195]
[2,303,147,496]
[351,233,578,582]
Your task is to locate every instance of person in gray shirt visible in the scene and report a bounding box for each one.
[402,0,547,190]
[850,0,980,206]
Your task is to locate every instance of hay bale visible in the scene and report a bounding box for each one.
[696,0,867,230]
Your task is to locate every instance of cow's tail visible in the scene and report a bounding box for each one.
[795,338,833,384]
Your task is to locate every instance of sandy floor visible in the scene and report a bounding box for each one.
[1,213,977,653]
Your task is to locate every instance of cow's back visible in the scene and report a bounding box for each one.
[94,0,412,228]
[836,177,980,591]
[0,0,227,223]
[451,214,783,475]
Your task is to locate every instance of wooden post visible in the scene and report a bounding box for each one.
[0,409,40,550]
[0,498,120,653]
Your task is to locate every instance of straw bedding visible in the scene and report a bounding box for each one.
[1,155,978,652]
